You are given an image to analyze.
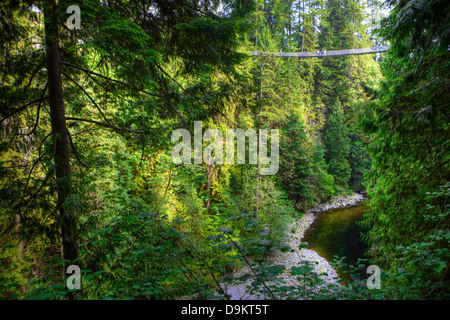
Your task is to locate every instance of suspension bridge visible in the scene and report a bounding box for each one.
[250,45,389,58]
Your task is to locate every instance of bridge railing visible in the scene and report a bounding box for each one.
[249,45,389,58]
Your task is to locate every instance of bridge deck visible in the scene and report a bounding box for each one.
[250,45,389,58]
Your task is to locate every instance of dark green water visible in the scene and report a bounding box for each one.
[302,201,369,267]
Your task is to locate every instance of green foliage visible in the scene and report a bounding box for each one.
[3,0,445,302]
[360,0,450,299]
[279,113,334,210]
[324,99,351,192]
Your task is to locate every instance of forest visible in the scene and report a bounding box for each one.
[0,0,448,302]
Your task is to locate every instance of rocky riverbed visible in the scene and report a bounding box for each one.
[219,193,367,300]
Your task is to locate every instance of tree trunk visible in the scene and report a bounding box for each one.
[43,0,78,292]
[205,163,215,214]
[255,58,263,219]
[206,164,211,213]
[14,213,24,256]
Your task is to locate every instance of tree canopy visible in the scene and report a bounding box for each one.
[0,0,448,301]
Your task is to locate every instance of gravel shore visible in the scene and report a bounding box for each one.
[220,193,366,300]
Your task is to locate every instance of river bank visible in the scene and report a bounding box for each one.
[220,192,367,300]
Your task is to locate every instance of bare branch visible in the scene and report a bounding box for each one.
[69,128,101,137]
[23,60,46,94]
[68,131,88,167]
[62,71,112,126]
[18,101,42,136]
[62,62,162,98]
[65,116,144,134]
[24,150,48,191]
[0,97,48,125]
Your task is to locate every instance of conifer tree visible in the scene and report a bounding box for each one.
[323,98,351,191]
[361,0,449,298]
[0,0,252,296]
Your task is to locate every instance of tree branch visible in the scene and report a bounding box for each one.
[154,63,239,127]
[68,130,88,167]
[23,59,46,94]
[17,102,41,137]
[69,128,101,137]
[184,234,229,299]
[24,150,47,191]
[62,62,162,98]
[62,71,112,126]
[0,97,48,125]
[65,116,144,134]
[225,233,277,300]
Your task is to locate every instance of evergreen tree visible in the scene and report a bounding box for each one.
[361,0,450,298]
[323,98,351,191]
[0,0,253,297]
[279,113,334,209]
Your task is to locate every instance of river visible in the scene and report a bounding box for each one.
[219,193,369,299]
[303,201,369,268]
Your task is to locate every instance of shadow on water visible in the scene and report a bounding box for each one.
[302,201,370,281]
